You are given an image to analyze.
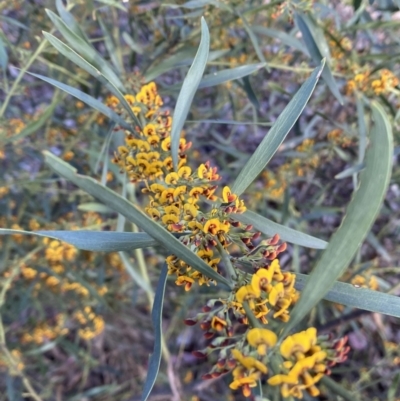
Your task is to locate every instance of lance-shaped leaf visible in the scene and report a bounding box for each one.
[45,9,125,92]
[27,72,131,130]
[171,17,209,170]
[334,163,365,179]
[55,0,89,42]
[233,210,327,249]
[0,229,158,252]
[140,263,168,401]
[295,273,400,318]
[43,32,141,129]
[94,0,128,11]
[252,26,305,53]
[231,61,325,196]
[198,63,265,88]
[294,12,343,104]
[43,151,232,289]
[283,101,393,335]
[0,36,8,70]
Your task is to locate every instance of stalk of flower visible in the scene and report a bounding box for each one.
[109,79,350,398]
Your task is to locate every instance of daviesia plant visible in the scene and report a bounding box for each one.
[109,80,349,399]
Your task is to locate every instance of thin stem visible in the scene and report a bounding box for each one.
[128,186,171,362]
[215,239,237,282]
[0,38,49,118]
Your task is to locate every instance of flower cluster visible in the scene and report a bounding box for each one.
[346,68,399,96]
[110,79,350,398]
[268,328,350,398]
[21,314,68,345]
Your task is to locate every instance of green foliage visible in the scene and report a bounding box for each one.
[0,1,399,400]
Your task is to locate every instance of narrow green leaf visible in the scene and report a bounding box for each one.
[43,32,141,129]
[140,263,168,401]
[233,210,327,249]
[27,71,131,130]
[320,377,357,401]
[45,9,125,92]
[0,15,29,30]
[252,26,305,52]
[0,98,58,144]
[388,372,400,401]
[241,75,260,109]
[162,0,226,9]
[171,17,210,170]
[0,229,158,252]
[356,94,367,162]
[187,119,272,126]
[236,10,266,64]
[284,101,393,335]
[0,36,8,70]
[198,63,265,89]
[294,13,343,104]
[122,32,144,55]
[334,163,365,179]
[144,49,226,83]
[231,61,325,196]
[97,15,122,74]
[43,151,232,289]
[55,0,89,42]
[295,273,400,318]
[94,0,128,11]
[77,203,114,213]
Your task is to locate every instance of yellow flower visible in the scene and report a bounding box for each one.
[165,172,179,185]
[183,203,198,220]
[124,94,135,105]
[147,135,160,146]
[178,166,192,179]
[203,218,220,235]
[280,327,318,360]
[235,284,261,310]
[147,208,161,220]
[231,349,268,374]
[269,282,291,319]
[161,137,171,151]
[173,185,187,200]
[143,123,157,136]
[160,188,175,204]
[268,351,326,399]
[189,186,204,199]
[175,275,194,291]
[211,316,227,331]
[222,186,237,203]
[149,183,166,198]
[229,368,260,397]
[162,214,179,225]
[247,328,277,356]
[188,221,203,232]
[254,266,274,291]
[197,164,207,179]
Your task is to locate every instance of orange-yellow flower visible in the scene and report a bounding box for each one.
[203,218,220,235]
[175,275,194,291]
[211,316,227,331]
